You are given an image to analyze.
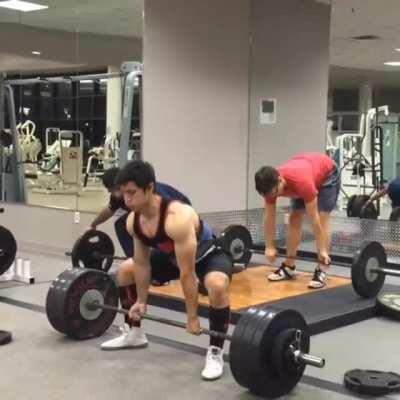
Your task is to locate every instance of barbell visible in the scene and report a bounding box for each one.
[67,226,400,299]
[232,240,400,299]
[67,226,253,273]
[46,268,325,398]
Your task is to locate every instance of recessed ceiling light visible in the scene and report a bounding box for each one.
[0,0,48,12]
[395,49,400,52]
[384,61,400,66]
[32,50,42,55]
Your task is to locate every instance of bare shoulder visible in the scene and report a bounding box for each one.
[165,202,197,240]
[125,211,135,235]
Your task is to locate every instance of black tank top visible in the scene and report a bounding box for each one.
[133,197,175,254]
[133,197,205,255]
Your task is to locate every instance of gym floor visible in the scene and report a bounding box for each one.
[1,250,400,400]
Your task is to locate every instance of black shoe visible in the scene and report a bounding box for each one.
[308,267,327,289]
[198,281,208,296]
[267,263,296,281]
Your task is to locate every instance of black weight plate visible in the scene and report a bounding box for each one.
[247,308,309,398]
[389,207,400,222]
[351,241,386,298]
[219,225,253,264]
[347,195,370,218]
[46,268,119,339]
[229,307,263,389]
[346,194,358,217]
[376,292,400,321]
[0,130,12,147]
[344,369,400,395]
[71,229,115,272]
[0,330,12,345]
[359,202,378,220]
[0,225,17,275]
[46,268,95,335]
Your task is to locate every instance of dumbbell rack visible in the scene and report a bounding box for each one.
[0,257,35,284]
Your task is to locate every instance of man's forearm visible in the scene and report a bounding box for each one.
[264,215,276,247]
[134,263,151,304]
[369,189,387,203]
[91,207,114,228]
[180,272,199,319]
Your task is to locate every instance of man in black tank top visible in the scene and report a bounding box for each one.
[100,161,234,382]
[88,167,192,257]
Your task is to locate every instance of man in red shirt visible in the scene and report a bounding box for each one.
[254,153,340,288]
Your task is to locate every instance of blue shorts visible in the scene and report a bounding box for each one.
[388,178,400,208]
[291,164,340,213]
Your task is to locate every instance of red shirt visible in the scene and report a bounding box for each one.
[265,153,334,204]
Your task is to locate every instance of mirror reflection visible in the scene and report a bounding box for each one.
[328,1,400,219]
[0,0,143,212]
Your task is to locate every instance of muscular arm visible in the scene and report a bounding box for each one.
[368,188,388,203]
[264,202,276,249]
[90,206,116,229]
[305,198,327,256]
[126,212,151,304]
[166,205,198,322]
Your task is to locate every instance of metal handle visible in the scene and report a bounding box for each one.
[293,350,325,368]
[371,267,400,278]
[65,251,127,261]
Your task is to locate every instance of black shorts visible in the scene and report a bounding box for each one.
[150,248,233,285]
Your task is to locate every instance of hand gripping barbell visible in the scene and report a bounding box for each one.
[46,268,324,398]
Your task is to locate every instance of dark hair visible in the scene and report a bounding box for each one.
[102,167,120,190]
[115,160,156,190]
[254,166,279,195]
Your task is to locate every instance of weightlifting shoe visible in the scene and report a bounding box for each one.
[267,263,296,281]
[100,323,148,350]
[308,267,327,289]
[201,346,224,380]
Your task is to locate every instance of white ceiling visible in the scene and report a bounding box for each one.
[330,0,400,72]
[0,0,144,38]
[1,0,400,86]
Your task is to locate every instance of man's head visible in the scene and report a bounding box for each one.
[102,167,120,193]
[254,166,281,197]
[115,160,156,211]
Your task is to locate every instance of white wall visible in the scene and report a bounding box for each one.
[143,0,250,213]
[247,0,331,208]
[0,204,123,255]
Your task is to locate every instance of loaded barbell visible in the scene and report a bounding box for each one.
[231,240,400,299]
[45,267,324,398]
[67,226,253,272]
[67,227,400,298]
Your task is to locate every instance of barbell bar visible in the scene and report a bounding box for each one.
[88,300,232,341]
[240,247,400,277]
[65,250,127,262]
[234,241,399,298]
